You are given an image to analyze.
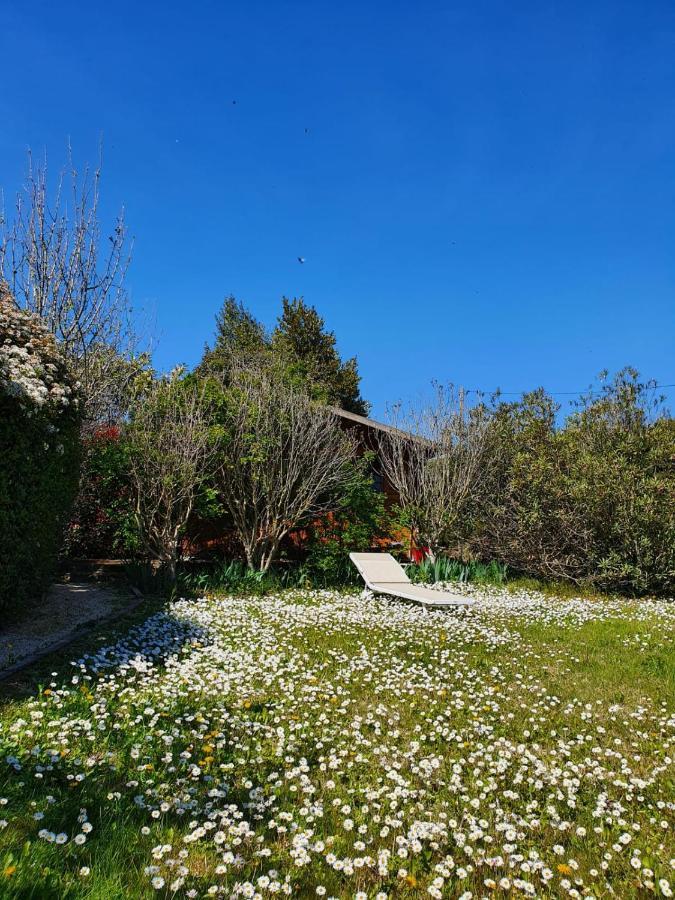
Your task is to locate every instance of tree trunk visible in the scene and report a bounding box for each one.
[259,540,280,573]
[166,556,177,586]
[246,537,281,573]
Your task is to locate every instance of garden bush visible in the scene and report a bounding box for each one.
[0,284,81,612]
[303,453,389,585]
[470,370,675,595]
[65,425,137,559]
[562,371,675,594]
[472,388,592,583]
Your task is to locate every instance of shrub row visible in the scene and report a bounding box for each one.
[0,287,81,613]
[466,373,675,595]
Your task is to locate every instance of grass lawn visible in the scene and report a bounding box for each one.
[0,587,673,899]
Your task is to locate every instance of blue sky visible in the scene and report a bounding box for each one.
[1,0,674,418]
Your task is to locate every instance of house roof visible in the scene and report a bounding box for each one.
[330,406,416,440]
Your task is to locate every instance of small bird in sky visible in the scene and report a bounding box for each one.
[304,128,310,134]
[297,256,306,264]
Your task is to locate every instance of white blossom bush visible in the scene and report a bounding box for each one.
[0,282,80,610]
[0,586,673,897]
[0,285,78,411]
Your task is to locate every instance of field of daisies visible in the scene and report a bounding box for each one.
[0,587,673,899]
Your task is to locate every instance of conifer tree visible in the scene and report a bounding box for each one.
[271,297,368,415]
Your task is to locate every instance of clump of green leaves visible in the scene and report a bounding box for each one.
[303,452,390,585]
[471,368,675,595]
[66,425,138,558]
[0,286,81,612]
[408,557,508,586]
[198,295,369,415]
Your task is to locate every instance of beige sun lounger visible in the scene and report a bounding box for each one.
[349,553,474,608]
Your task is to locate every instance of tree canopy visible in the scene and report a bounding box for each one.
[198,295,369,415]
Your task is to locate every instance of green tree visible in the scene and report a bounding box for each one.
[65,425,138,559]
[562,368,675,593]
[473,389,591,582]
[126,372,221,584]
[198,296,268,377]
[271,297,369,415]
[215,362,359,571]
[198,295,369,414]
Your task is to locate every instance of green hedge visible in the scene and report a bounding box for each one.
[470,371,675,596]
[0,287,81,613]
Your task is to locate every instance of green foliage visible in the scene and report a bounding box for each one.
[471,369,675,595]
[125,371,220,583]
[0,289,81,612]
[271,297,369,415]
[408,557,508,586]
[198,296,268,378]
[178,559,287,597]
[65,426,138,558]
[473,388,589,582]
[304,453,389,584]
[197,295,369,415]
[562,369,675,594]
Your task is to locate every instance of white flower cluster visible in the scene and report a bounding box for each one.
[0,286,78,412]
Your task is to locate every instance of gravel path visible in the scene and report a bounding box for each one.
[0,581,137,676]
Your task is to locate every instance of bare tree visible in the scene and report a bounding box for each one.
[378,384,490,558]
[127,373,218,584]
[0,147,135,425]
[218,364,359,571]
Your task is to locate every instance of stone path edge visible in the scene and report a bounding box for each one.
[0,586,145,683]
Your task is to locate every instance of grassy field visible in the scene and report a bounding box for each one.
[0,586,673,899]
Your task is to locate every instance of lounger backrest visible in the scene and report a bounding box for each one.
[349,553,411,586]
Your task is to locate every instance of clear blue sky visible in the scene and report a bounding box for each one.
[2,0,674,417]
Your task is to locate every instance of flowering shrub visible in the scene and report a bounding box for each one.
[0,587,673,896]
[0,284,80,611]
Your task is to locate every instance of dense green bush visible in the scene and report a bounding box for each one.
[0,285,81,612]
[65,425,138,558]
[471,370,675,595]
[303,453,389,585]
[472,389,591,583]
[561,372,675,594]
[176,559,294,597]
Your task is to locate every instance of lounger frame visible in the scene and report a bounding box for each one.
[349,552,473,608]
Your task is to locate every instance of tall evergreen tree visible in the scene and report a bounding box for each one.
[198,295,369,415]
[271,297,369,415]
[197,296,268,376]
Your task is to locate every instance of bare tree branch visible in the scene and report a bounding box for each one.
[217,363,359,571]
[0,146,135,425]
[378,384,490,557]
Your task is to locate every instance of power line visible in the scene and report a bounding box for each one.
[463,383,675,398]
